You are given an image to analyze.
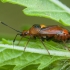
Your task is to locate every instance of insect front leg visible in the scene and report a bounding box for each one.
[17,37,23,46]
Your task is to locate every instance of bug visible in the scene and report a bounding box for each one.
[39,25,70,50]
[40,25,70,41]
[0,21,50,55]
[1,21,69,55]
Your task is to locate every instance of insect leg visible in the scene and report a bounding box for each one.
[40,38,50,55]
[13,33,20,48]
[62,40,70,51]
[24,37,31,51]
[17,37,23,46]
[41,37,45,41]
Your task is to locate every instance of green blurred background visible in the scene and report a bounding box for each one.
[0,0,70,39]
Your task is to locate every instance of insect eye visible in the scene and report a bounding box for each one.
[33,24,41,28]
[24,32,27,35]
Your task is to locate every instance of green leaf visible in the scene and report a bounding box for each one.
[2,38,10,44]
[1,0,70,26]
[0,38,70,70]
[0,0,70,70]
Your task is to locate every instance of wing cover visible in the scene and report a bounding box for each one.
[39,25,63,34]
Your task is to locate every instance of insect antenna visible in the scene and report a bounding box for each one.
[0,21,22,33]
[0,21,22,48]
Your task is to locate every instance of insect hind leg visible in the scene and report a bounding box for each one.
[62,40,70,51]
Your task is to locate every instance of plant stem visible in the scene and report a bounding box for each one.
[0,44,70,57]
